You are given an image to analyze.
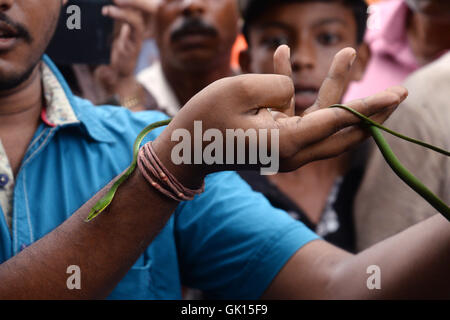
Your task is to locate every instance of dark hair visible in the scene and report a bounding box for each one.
[242,0,368,45]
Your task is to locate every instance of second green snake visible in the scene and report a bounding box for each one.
[86,105,450,222]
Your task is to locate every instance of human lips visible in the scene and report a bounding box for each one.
[173,27,216,41]
[0,21,20,51]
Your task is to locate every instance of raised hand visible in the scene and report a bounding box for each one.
[94,0,156,101]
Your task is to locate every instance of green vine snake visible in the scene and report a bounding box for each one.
[86,105,450,222]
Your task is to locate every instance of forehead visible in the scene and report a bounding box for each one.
[250,2,355,31]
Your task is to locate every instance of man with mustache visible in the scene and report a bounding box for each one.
[136,0,240,116]
[0,0,449,300]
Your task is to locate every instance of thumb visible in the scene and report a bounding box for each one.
[273,45,295,117]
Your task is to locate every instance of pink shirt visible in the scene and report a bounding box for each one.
[344,0,419,102]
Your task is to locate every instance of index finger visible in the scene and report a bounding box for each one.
[304,47,356,114]
[280,86,407,150]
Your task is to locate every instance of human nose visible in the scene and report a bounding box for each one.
[181,0,206,16]
[291,42,316,72]
[0,0,13,11]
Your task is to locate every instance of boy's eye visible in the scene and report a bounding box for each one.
[316,32,342,46]
[261,36,289,49]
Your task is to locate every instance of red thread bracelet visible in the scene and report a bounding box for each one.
[138,141,205,201]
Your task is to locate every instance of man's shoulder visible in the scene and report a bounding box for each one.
[401,53,450,114]
[387,53,450,141]
[404,53,450,91]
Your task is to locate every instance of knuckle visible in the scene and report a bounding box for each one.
[349,99,365,114]
[326,70,345,82]
[331,107,344,132]
[232,75,255,101]
[277,76,295,104]
[360,98,370,112]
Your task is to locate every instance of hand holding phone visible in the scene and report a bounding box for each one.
[46,0,114,65]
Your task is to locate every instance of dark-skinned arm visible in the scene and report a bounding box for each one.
[263,214,450,299]
[0,169,185,299]
[0,46,406,299]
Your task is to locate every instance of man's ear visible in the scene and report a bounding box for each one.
[351,42,370,81]
[239,49,252,73]
[62,0,68,5]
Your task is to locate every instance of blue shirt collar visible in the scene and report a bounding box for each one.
[42,55,115,143]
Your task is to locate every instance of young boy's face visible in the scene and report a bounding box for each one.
[241,2,367,115]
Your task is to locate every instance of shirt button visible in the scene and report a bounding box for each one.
[0,174,9,188]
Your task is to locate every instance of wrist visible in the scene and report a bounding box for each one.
[151,137,206,190]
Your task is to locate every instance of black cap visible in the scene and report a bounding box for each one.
[239,0,290,30]
[239,0,275,20]
[239,0,280,40]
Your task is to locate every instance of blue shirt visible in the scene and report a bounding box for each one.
[0,56,319,299]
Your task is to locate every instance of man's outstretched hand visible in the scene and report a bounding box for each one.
[153,45,408,182]
[272,45,407,170]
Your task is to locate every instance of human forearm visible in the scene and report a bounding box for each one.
[0,169,179,299]
[331,214,450,299]
[264,214,450,300]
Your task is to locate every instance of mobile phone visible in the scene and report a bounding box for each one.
[46,0,114,65]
